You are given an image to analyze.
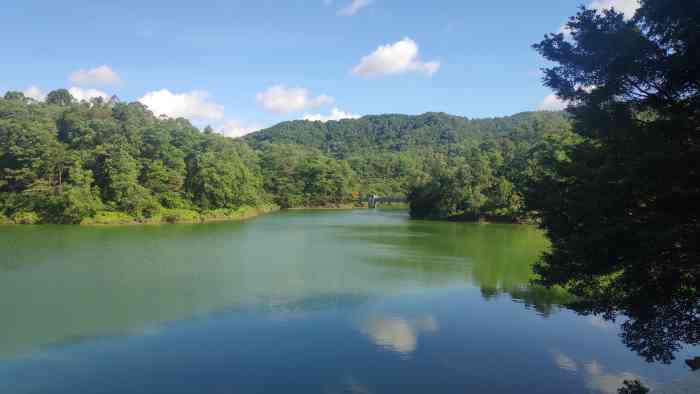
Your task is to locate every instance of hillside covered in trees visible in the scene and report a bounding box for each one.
[0,89,573,224]
[0,90,270,224]
[247,111,574,221]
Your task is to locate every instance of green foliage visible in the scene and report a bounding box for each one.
[245,112,570,206]
[11,211,40,224]
[529,0,700,363]
[80,211,135,225]
[259,144,358,208]
[45,89,73,106]
[160,209,201,224]
[0,90,265,224]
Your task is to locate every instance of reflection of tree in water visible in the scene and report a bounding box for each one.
[345,221,571,316]
[506,284,572,317]
[345,219,698,363]
[569,299,699,364]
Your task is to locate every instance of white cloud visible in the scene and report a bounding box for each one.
[538,93,569,111]
[352,37,440,78]
[219,119,262,138]
[560,0,640,35]
[589,0,640,18]
[69,65,121,86]
[303,107,360,122]
[23,86,45,101]
[68,87,110,102]
[338,0,372,16]
[139,89,224,121]
[256,85,334,114]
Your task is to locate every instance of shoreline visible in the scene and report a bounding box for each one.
[1,205,280,226]
[1,204,428,226]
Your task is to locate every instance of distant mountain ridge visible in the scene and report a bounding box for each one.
[245,111,570,157]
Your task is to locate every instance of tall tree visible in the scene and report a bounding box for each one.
[529,0,699,362]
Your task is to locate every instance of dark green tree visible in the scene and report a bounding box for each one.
[530,0,699,362]
[46,89,73,106]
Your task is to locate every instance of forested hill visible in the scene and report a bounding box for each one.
[245,111,574,220]
[0,88,573,224]
[245,111,570,157]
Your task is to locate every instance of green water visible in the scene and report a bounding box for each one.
[0,210,690,393]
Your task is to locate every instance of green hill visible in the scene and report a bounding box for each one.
[246,111,570,157]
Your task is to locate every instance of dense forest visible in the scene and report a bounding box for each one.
[248,111,573,220]
[0,92,572,224]
[0,91,270,224]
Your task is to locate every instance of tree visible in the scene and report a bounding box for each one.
[529,0,699,363]
[46,89,73,106]
[3,91,26,102]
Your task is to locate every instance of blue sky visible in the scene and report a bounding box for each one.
[1,0,640,136]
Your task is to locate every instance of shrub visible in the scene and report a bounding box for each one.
[81,211,135,225]
[161,209,201,224]
[12,211,41,224]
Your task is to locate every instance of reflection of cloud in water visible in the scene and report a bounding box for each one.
[360,315,438,356]
[326,376,373,394]
[587,371,643,394]
[551,350,578,372]
[550,350,650,394]
[588,315,615,330]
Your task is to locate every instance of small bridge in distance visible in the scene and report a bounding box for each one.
[367,194,406,208]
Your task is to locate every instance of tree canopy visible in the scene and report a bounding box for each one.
[248,111,573,217]
[0,91,266,224]
[529,0,699,363]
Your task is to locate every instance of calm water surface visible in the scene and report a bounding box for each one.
[0,210,692,393]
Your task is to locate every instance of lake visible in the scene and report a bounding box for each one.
[0,210,692,393]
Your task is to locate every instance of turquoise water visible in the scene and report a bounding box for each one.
[0,210,691,393]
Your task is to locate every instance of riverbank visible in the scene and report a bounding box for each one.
[80,204,279,225]
[0,204,280,226]
[409,211,530,224]
[286,203,365,210]
[286,202,409,210]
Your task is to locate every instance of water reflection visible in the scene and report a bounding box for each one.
[344,219,570,316]
[360,315,438,356]
[550,350,649,394]
[1,210,690,394]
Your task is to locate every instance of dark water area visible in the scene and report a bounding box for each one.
[0,210,692,393]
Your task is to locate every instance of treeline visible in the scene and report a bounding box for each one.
[0,90,273,224]
[249,111,574,221]
[1,89,572,224]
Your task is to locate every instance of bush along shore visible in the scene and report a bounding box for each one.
[79,204,280,226]
[1,204,279,226]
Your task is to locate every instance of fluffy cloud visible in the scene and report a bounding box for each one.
[219,120,262,138]
[69,65,121,86]
[303,107,359,122]
[68,87,110,102]
[139,89,224,120]
[23,86,45,101]
[256,85,334,114]
[337,0,372,16]
[560,0,640,35]
[589,0,640,18]
[352,38,440,78]
[538,93,569,111]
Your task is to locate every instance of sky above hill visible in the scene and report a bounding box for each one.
[1,0,640,136]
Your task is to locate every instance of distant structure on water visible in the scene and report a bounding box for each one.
[368,194,405,208]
